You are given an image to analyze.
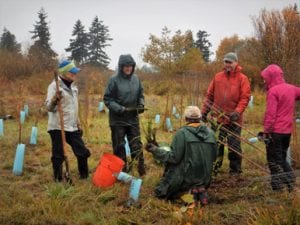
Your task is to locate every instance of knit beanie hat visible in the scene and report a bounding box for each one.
[184,106,202,119]
[58,60,80,75]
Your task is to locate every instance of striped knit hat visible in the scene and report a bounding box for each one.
[58,60,80,74]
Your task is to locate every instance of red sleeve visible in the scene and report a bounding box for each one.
[235,75,251,114]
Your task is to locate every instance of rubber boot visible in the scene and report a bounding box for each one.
[53,164,63,182]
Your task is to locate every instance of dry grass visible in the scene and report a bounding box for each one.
[0,75,299,225]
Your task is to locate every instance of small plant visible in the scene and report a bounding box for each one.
[206,110,225,176]
[45,183,75,199]
[143,119,158,146]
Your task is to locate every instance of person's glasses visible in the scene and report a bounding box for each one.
[224,60,233,64]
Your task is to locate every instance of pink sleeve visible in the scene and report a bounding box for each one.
[295,86,300,101]
[264,91,278,133]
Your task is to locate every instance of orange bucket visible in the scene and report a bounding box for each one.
[93,153,125,187]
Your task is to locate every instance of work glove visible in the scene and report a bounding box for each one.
[257,132,272,145]
[229,111,240,122]
[51,91,63,106]
[145,143,158,153]
[137,104,144,114]
[120,106,131,114]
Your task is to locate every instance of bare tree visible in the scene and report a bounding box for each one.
[253,5,300,83]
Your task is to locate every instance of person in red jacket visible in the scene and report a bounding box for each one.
[201,52,251,175]
[261,64,300,192]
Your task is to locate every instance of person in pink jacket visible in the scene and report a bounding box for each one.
[261,64,300,192]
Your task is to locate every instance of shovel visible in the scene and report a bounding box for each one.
[54,71,72,184]
[125,107,149,112]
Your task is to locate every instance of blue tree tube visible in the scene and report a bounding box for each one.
[98,101,104,112]
[172,106,177,115]
[13,143,26,176]
[129,178,142,202]
[166,117,173,131]
[24,104,29,116]
[30,126,38,145]
[0,119,3,136]
[117,172,133,183]
[155,114,160,124]
[248,137,258,143]
[174,113,180,119]
[248,95,254,109]
[20,111,26,124]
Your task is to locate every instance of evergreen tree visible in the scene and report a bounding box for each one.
[87,16,112,68]
[0,28,21,54]
[195,30,212,62]
[28,8,57,71]
[65,20,89,64]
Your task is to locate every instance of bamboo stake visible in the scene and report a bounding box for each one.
[204,99,298,164]
[218,139,269,174]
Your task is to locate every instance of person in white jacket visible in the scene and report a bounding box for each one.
[45,60,90,182]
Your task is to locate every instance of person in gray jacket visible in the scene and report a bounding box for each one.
[104,54,146,176]
[46,60,90,181]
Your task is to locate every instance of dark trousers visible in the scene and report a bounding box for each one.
[49,130,91,180]
[110,125,145,175]
[213,123,242,173]
[266,133,295,191]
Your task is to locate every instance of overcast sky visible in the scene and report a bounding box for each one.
[0,0,297,69]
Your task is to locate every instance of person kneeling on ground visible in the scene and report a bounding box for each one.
[145,106,217,205]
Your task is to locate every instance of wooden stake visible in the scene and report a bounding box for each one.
[54,71,72,184]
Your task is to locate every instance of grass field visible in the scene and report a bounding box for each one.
[0,93,299,225]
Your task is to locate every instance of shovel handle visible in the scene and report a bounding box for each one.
[54,71,71,180]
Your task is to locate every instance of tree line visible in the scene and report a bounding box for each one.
[0,5,299,88]
[0,7,212,76]
[0,8,113,74]
[141,4,299,87]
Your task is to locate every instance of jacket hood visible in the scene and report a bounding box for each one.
[184,125,215,143]
[261,64,285,90]
[118,54,136,76]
